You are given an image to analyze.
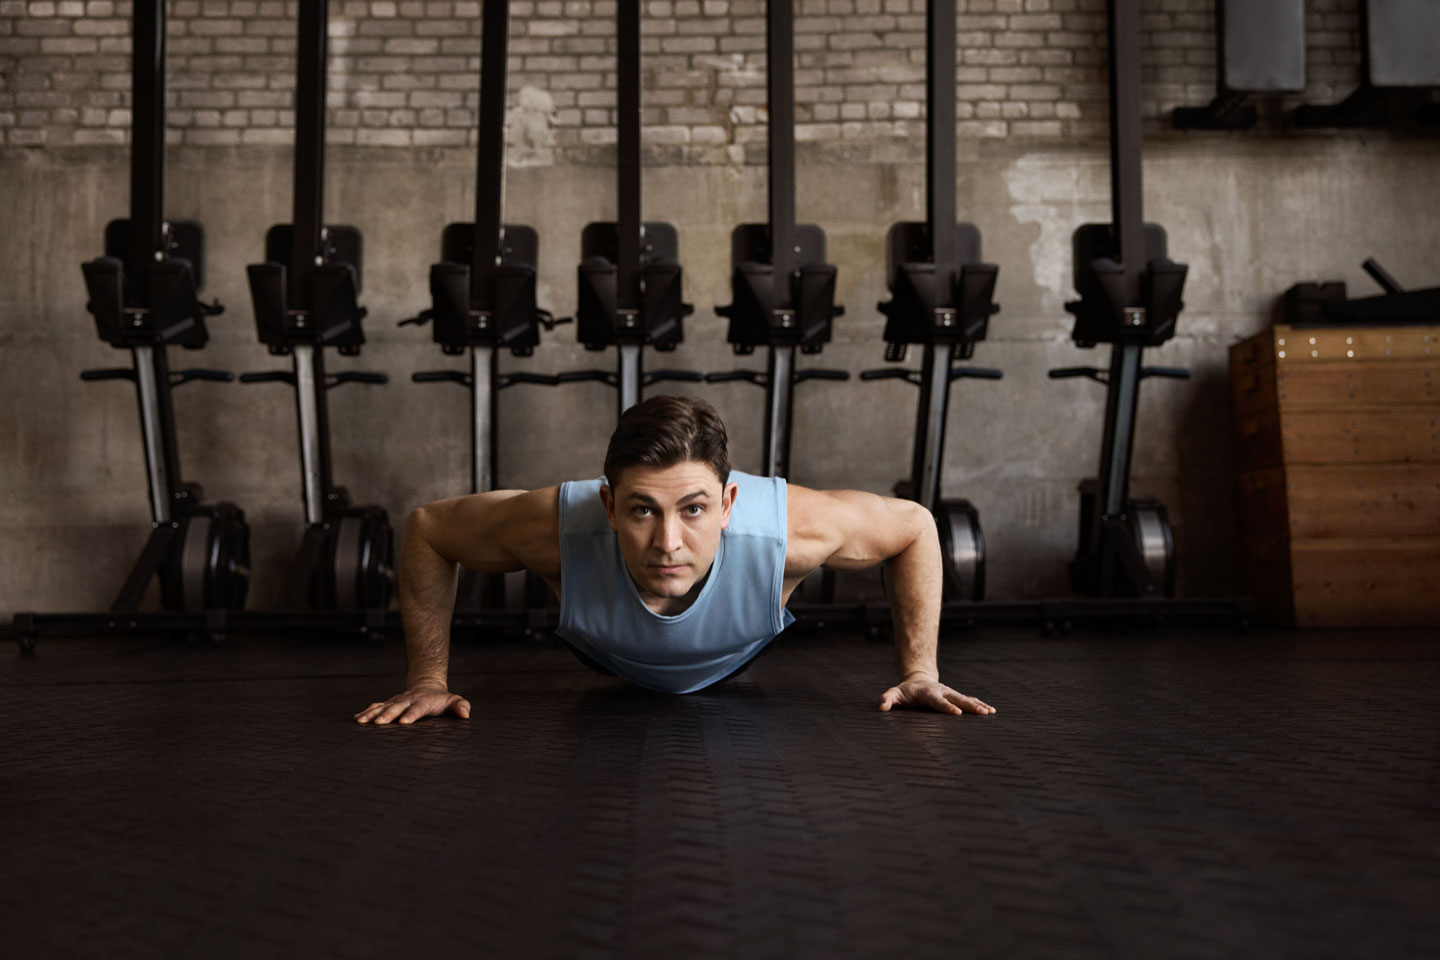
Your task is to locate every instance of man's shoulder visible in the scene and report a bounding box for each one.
[726,471,788,537]
[493,485,563,538]
[557,478,610,534]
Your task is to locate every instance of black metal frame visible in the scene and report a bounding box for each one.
[241,0,393,615]
[1053,0,1192,600]
[404,0,568,492]
[14,0,250,649]
[864,0,1001,517]
[73,3,241,609]
[711,0,847,480]
[1281,258,1440,327]
[851,0,1001,606]
[568,0,699,421]
[400,0,568,612]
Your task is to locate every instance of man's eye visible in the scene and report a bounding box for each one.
[632,507,651,517]
[685,505,704,516]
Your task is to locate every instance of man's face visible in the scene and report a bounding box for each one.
[600,460,738,608]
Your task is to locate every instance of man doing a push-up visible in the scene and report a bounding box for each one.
[355,396,996,724]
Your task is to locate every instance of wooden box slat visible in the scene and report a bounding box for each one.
[1284,464,1440,538]
[1277,362,1437,407]
[1280,409,1440,465]
[1290,538,1440,627]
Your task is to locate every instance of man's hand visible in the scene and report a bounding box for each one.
[354,685,471,725]
[878,674,996,716]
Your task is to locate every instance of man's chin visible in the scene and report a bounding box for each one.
[643,571,694,596]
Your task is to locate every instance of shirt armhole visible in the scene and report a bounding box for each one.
[556,482,574,634]
[773,477,788,636]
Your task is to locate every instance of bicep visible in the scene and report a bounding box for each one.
[786,485,933,576]
[409,486,560,576]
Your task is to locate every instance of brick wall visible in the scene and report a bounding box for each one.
[0,0,1368,154]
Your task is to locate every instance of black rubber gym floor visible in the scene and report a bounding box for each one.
[4,627,1438,960]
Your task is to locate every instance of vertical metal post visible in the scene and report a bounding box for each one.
[911,343,952,513]
[618,343,643,416]
[290,0,329,308]
[471,345,498,493]
[926,0,957,301]
[128,0,165,304]
[1095,341,1143,595]
[1098,342,1142,518]
[474,0,510,307]
[1097,0,1146,522]
[132,345,175,523]
[292,344,331,526]
[763,345,796,478]
[1093,0,1149,594]
[767,0,796,305]
[616,0,642,312]
[1107,0,1145,300]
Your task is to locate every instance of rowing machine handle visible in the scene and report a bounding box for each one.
[950,367,1003,381]
[412,370,469,385]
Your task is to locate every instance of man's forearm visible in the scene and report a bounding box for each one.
[885,505,944,680]
[398,509,460,689]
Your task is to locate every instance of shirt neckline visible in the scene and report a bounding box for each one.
[618,531,726,623]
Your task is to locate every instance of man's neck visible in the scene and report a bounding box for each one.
[638,565,712,616]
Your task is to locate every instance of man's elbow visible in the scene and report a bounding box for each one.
[884,498,938,561]
[903,499,938,538]
[403,503,441,552]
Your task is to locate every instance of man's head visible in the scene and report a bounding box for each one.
[599,396,738,606]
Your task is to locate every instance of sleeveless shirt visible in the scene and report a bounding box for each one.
[554,471,795,694]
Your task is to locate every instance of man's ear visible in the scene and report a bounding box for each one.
[719,481,738,530]
[599,484,619,531]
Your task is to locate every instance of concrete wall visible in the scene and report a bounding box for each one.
[3,0,1439,615]
[5,135,1438,615]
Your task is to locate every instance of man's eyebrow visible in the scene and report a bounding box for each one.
[626,490,712,505]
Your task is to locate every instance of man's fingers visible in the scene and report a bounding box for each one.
[931,692,963,715]
[371,699,413,725]
[944,691,996,715]
[355,702,389,723]
[397,701,431,724]
[878,687,901,711]
[448,697,472,719]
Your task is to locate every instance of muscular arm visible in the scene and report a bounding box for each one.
[786,485,995,716]
[355,486,561,724]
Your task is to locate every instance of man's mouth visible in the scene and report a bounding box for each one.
[649,563,688,575]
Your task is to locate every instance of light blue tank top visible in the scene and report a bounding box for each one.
[555,471,796,694]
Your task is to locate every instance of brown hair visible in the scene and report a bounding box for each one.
[604,396,731,488]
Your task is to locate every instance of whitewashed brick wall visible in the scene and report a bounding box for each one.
[0,0,1370,152]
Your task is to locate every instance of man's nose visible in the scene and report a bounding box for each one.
[653,514,684,553]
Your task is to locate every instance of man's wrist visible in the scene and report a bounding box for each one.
[901,669,939,683]
[407,674,448,691]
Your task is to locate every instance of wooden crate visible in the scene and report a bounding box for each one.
[1229,323,1440,627]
